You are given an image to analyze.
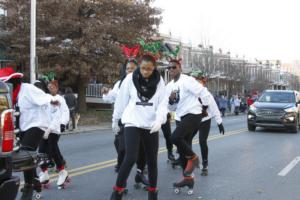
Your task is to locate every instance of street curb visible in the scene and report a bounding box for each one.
[61,113,246,135]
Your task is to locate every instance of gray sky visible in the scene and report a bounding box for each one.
[152,0,300,62]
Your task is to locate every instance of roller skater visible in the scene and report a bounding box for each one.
[37,80,71,190]
[173,175,194,195]
[165,57,210,185]
[189,70,225,176]
[110,52,168,199]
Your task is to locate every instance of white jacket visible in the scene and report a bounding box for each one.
[113,73,168,129]
[166,74,210,119]
[18,83,53,132]
[202,92,222,124]
[47,95,70,134]
[102,80,120,103]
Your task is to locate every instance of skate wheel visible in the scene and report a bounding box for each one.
[187,189,194,195]
[174,188,181,194]
[34,193,42,199]
[66,177,71,183]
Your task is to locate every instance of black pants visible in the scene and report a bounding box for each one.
[220,108,226,117]
[39,133,65,169]
[114,126,146,172]
[116,127,159,188]
[190,119,211,164]
[70,110,76,129]
[20,127,44,184]
[161,113,173,153]
[171,114,202,170]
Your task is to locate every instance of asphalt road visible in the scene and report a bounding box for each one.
[15,114,300,200]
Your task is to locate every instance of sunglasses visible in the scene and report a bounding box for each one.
[167,66,177,70]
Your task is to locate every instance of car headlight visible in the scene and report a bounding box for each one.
[284,106,297,113]
[249,105,257,113]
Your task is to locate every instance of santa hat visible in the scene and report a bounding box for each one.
[0,67,23,82]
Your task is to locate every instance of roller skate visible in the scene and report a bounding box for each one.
[134,170,149,190]
[173,175,194,195]
[32,178,42,199]
[184,155,200,176]
[171,158,181,169]
[147,187,158,200]
[39,170,50,188]
[201,161,208,176]
[110,186,126,200]
[57,169,71,189]
[167,150,175,163]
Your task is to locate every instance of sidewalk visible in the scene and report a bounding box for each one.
[62,112,246,135]
[62,122,111,135]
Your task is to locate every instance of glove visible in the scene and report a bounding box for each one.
[218,123,225,135]
[201,105,208,117]
[150,121,161,134]
[60,124,66,133]
[43,129,51,140]
[112,119,120,134]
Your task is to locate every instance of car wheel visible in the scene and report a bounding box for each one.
[290,123,299,133]
[248,123,256,132]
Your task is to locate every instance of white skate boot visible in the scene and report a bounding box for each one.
[57,169,70,189]
[39,170,50,189]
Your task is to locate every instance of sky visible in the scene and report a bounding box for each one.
[152,0,300,62]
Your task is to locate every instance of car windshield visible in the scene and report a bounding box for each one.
[258,92,295,103]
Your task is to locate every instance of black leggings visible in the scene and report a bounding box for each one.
[161,113,173,152]
[20,127,44,184]
[39,133,65,169]
[114,127,146,172]
[171,114,202,170]
[116,127,159,188]
[190,119,211,163]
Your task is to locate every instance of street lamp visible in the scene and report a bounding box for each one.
[30,0,36,83]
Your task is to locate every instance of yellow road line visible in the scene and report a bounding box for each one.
[20,127,247,185]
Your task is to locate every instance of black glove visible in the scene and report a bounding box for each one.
[201,105,208,117]
[60,124,66,133]
[218,123,225,135]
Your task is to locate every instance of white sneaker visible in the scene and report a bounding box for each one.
[39,171,50,184]
[57,169,68,186]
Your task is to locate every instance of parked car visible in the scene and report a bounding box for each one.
[0,81,20,200]
[247,90,300,133]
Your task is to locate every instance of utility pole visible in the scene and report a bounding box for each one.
[30,0,36,83]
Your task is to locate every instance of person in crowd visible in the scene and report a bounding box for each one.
[219,95,228,117]
[64,87,77,130]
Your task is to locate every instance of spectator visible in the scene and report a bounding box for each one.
[234,95,241,115]
[64,87,77,130]
[219,95,227,117]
